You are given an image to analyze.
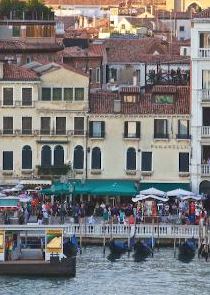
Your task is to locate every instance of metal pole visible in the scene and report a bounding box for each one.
[157,215,160,251]
[128,221,131,258]
[79,218,82,255]
[173,222,176,258]
[103,220,106,256]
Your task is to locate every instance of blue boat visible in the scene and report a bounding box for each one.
[179,238,196,260]
[63,235,79,257]
[109,238,135,254]
[134,238,154,260]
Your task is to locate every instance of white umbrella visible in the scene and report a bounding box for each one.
[181,195,202,201]
[166,188,195,197]
[0,193,6,197]
[140,187,165,197]
[132,194,169,202]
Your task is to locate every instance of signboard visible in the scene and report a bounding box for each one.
[45,229,63,255]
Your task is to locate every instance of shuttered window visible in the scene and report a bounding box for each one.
[22,117,32,135]
[54,146,64,167]
[141,152,152,171]
[154,119,168,138]
[3,88,13,106]
[3,151,13,170]
[53,88,62,101]
[22,88,32,106]
[179,153,189,172]
[3,117,13,134]
[126,148,136,170]
[89,121,105,138]
[41,88,51,101]
[40,117,51,135]
[74,117,84,135]
[91,147,101,170]
[64,88,73,101]
[75,88,84,101]
[124,121,140,138]
[56,117,66,135]
[22,146,32,169]
[73,146,84,169]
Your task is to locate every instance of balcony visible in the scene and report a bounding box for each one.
[201,164,210,176]
[198,48,210,58]
[201,126,210,137]
[123,133,140,140]
[154,133,169,140]
[176,134,191,140]
[37,165,69,176]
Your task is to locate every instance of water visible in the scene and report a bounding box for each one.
[0,247,210,295]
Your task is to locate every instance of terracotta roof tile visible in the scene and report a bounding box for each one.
[3,64,39,81]
[45,0,120,5]
[89,85,190,115]
[0,40,63,52]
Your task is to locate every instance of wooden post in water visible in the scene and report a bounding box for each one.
[151,217,154,257]
[128,221,131,258]
[79,218,82,255]
[173,222,176,258]
[103,221,106,256]
[157,215,160,251]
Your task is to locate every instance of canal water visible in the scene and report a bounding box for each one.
[0,246,210,295]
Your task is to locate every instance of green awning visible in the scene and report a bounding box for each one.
[139,182,191,192]
[42,180,138,196]
[0,198,19,208]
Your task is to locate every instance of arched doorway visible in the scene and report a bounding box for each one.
[126,147,136,170]
[22,145,32,169]
[73,145,84,169]
[91,147,101,170]
[41,145,51,168]
[199,180,210,195]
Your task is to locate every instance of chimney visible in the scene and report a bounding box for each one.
[0,62,4,79]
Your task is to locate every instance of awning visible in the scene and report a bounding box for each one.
[20,180,52,185]
[139,182,191,192]
[41,180,138,196]
[0,198,19,210]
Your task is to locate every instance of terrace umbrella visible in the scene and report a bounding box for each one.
[166,188,195,198]
[140,187,165,197]
[132,194,169,202]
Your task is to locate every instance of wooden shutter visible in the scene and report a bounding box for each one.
[136,122,141,138]
[89,121,93,137]
[101,121,105,138]
[124,121,128,137]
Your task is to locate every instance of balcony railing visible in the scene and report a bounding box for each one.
[123,133,141,139]
[0,129,86,136]
[176,134,191,140]
[154,133,169,139]
[198,48,210,58]
[0,100,35,107]
[89,132,105,139]
[201,164,210,176]
[201,126,210,137]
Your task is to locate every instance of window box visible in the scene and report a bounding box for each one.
[125,170,137,175]
[91,169,102,175]
[75,169,84,175]
[141,171,153,176]
[179,172,190,177]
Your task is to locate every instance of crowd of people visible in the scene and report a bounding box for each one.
[4,195,208,227]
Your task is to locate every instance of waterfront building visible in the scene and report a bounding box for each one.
[88,84,191,191]
[191,8,210,195]
[0,62,89,184]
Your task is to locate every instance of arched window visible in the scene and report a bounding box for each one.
[54,145,64,167]
[41,145,51,168]
[126,147,136,170]
[73,145,84,169]
[91,147,101,169]
[22,145,32,169]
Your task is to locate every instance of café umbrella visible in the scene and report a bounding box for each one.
[132,194,169,202]
[166,188,195,198]
[140,187,165,197]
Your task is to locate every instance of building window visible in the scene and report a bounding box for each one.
[110,68,117,82]
[64,88,73,101]
[89,68,93,83]
[41,145,51,168]
[136,69,141,83]
[56,117,66,135]
[53,88,62,101]
[121,24,125,30]
[124,121,140,138]
[154,119,168,139]
[91,147,101,170]
[177,120,189,139]
[96,68,100,83]
[3,151,13,170]
[54,145,64,167]
[179,152,189,172]
[126,148,136,170]
[75,88,84,101]
[3,117,13,134]
[22,117,32,135]
[74,117,84,135]
[22,145,32,169]
[202,70,210,89]
[40,117,51,135]
[73,145,84,169]
[3,88,13,106]
[123,95,137,103]
[183,48,187,56]
[141,152,152,171]
[22,88,32,106]
[12,26,20,37]
[179,26,184,32]
[41,88,51,101]
[89,121,105,138]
